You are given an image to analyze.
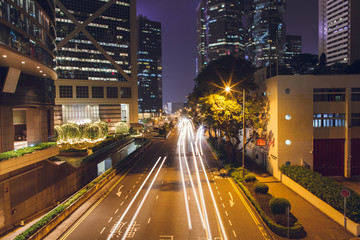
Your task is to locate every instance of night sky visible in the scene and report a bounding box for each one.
[137,0,318,104]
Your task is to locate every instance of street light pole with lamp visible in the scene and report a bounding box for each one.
[225,86,246,177]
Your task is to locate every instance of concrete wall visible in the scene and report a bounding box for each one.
[0,106,14,153]
[0,160,78,234]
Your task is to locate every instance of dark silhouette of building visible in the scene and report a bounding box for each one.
[138,16,162,116]
[246,0,286,68]
[284,35,302,68]
[196,0,244,73]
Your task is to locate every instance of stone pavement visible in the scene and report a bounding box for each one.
[245,160,359,240]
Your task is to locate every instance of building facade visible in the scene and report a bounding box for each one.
[248,75,360,179]
[137,16,162,116]
[246,0,286,68]
[318,0,360,65]
[0,0,57,153]
[55,0,138,128]
[284,35,302,69]
[196,0,244,72]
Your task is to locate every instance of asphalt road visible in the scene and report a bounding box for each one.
[55,119,272,240]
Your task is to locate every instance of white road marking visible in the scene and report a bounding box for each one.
[220,196,223,201]
[222,203,226,208]
[116,185,123,197]
[125,195,128,199]
[233,230,237,237]
[108,217,113,223]
[156,195,159,199]
[148,218,151,224]
[228,220,232,226]
[225,211,228,216]
[120,201,124,206]
[115,208,119,214]
[100,227,105,234]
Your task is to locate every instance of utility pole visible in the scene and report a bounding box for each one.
[242,88,245,177]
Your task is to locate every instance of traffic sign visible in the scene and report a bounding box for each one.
[341,189,351,198]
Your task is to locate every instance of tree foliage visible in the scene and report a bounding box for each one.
[188,55,269,162]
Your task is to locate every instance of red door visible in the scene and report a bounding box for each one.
[351,139,360,176]
[314,139,344,176]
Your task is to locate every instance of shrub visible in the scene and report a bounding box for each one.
[269,198,291,214]
[0,142,57,161]
[254,182,269,194]
[115,122,129,134]
[84,123,100,140]
[280,165,360,223]
[244,173,257,183]
[96,121,108,138]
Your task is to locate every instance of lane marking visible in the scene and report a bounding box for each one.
[233,230,237,238]
[59,157,140,240]
[100,227,105,235]
[148,218,151,224]
[120,156,167,240]
[228,220,232,226]
[225,211,228,216]
[108,217,113,223]
[120,201,124,206]
[115,209,119,214]
[156,195,159,200]
[228,178,270,240]
[106,156,164,240]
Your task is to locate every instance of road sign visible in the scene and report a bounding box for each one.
[341,189,351,198]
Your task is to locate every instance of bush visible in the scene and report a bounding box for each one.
[254,182,269,194]
[244,173,257,183]
[269,198,291,214]
[0,142,57,161]
[280,165,360,223]
[115,122,129,134]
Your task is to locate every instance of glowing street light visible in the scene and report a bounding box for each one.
[225,86,231,92]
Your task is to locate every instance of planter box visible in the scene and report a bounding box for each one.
[281,174,360,236]
[0,146,59,175]
[59,150,88,157]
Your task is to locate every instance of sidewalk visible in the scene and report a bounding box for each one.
[245,160,359,240]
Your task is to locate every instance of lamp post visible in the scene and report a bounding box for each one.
[225,87,245,176]
[242,88,245,177]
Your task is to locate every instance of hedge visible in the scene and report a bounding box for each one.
[280,165,360,223]
[0,142,57,161]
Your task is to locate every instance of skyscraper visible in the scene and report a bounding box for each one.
[55,0,138,126]
[0,0,57,153]
[318,0,360,65]
[246,0,286,68]
[196,0,244,72]
[138,16,162,116]
[284,35,302,68]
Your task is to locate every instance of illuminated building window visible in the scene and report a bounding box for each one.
[120,87,131,98]
[107,87,118,98]
[62,105,99,123]
[313,88,345,102]
[76,86,89,98]
[59,86,73,98]
[92,87,104,98]
[313,113,346,127]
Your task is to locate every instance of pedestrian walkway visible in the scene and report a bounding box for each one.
[245,160,358,240]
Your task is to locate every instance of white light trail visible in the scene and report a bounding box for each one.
[195,143,228,240]
[107,156,163,240]
[191,142,212,240]
[120,156,167,240]
[178,144,192,229]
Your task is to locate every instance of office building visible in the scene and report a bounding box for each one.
[284,35,302,68]
[246,0,286,68]
[248,74,360,178]
[0,0,57,153]
[318,0,360,65]
[138,16,162,116]
[55,0,138,128]
[196,0,244,72]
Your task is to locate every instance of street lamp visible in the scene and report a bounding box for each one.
[224,85,246,177]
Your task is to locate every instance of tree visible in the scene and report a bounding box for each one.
[290,54,318,74]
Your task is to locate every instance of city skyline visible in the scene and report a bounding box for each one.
[137,0,318,103]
